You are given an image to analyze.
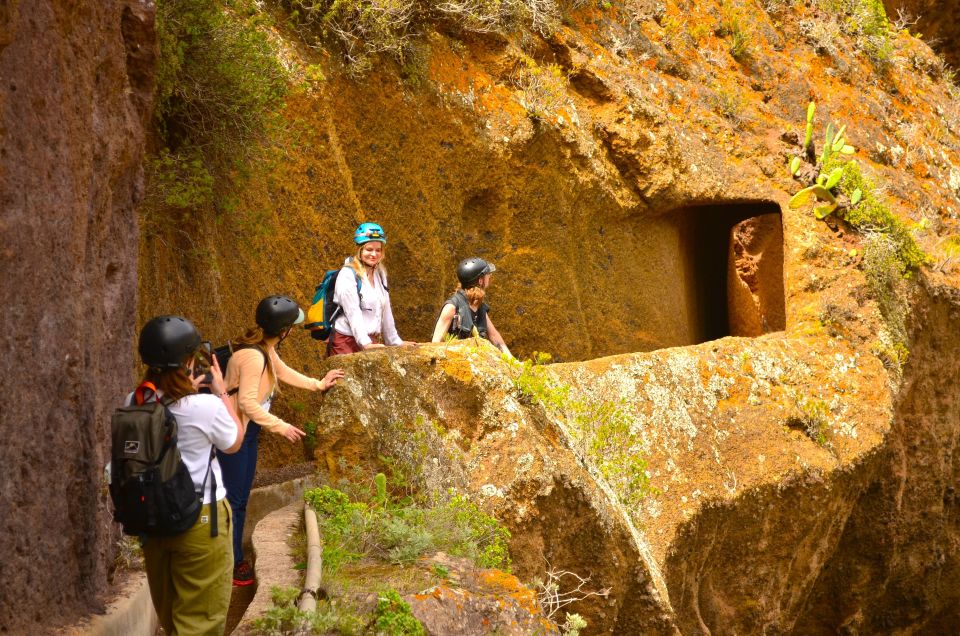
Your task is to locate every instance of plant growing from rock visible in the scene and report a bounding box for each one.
[788,101,858,220]
[561,613,589,636]
[513,57,570,122]
[151,0,288,210]
[252,586,366,635]
[304,476,512,574]
[509,354,656,509]
[374,589,425,635]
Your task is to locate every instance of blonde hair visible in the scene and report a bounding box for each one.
[456,284,486,306]
[231,326,276,384]
[350,243,387,280]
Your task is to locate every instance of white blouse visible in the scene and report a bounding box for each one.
[332,265,402,346]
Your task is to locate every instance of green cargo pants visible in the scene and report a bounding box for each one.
[143,500,233,636]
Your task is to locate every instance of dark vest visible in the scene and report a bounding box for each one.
[446,290,489,340]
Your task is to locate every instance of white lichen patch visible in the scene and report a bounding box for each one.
[480,483,505,498]
[644,382,699,447]
[516,453,534,474]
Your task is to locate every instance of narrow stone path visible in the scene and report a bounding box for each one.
[224,461,315,633]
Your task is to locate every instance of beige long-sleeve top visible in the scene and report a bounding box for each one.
[224,346,323,435]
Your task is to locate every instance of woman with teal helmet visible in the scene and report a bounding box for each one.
[329,222,415,356]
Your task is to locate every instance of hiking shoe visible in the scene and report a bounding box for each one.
[233,560,254,586]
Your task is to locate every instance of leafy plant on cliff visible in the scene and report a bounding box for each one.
[151,0,288,209]
[373,589,425,635]
[284,0,561,72]
[513,57,570,122]
[788,103,924,269]
[304,476,512,575]
[787,103,923,370]
[862,232,911,370]
[252,585,365,635]
[813,0,892,67]
[511,354,655,509]
[787,102,857,221]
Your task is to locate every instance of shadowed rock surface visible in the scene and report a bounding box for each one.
[0,0,154,631]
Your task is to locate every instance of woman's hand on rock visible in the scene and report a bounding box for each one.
[320,369,345,391]
[363,343,386,350]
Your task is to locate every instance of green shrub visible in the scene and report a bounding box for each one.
[156,0,287,155]
[285,0,559,72]
[303,476,512,574]
[513,59,569,121]
[826,158,927,271]
[150,0,288,214]
[862,232,911,368]
[814,0,892,67]
[374,590,425,635]
[513,351,569,408]
[509,354,655,509]
[561,613,589,636]
[252,586,312,635]
[439,495,511,569]
[147,148,215,209]
[253,586,366,635]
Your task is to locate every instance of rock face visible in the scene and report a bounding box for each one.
[407,554,558,635]
[299,342,678,634]
[0,1,154,632]
[278,307,960,633]
[884,0,960,67]
[727,213,785,336]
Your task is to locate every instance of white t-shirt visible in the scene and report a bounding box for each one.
[125,392,238,503]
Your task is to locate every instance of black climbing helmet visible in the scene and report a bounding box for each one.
[138,315,202,371]
[256,295,305,336]
[456,257,496,288]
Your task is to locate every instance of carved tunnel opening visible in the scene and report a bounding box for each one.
[594,201,786,360]
[685,202,785,343]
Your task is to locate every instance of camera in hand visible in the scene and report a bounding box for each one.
[195,340,214,394]
[193,365,214,394]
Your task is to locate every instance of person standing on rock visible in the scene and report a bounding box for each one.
[134,316,243,635]
[327,222,415,356]
[431,256,512,357]
[221,295,344,586]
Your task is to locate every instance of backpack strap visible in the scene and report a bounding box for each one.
[134,381,159,406]
[197,446,218,537]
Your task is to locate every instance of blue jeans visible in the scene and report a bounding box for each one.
[217,422,261,565]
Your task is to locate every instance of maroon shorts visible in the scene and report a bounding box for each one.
[327,332,379,357]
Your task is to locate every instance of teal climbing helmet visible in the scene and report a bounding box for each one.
[354,222,387,245]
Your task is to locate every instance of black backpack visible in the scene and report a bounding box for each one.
[109,383,217,537]
[447,291,489,340]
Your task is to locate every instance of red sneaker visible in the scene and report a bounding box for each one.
[233,560,255,586]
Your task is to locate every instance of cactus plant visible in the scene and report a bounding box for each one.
[790,156,802,175]
[788,101,860,220]
[804,102,816,155]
